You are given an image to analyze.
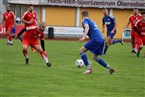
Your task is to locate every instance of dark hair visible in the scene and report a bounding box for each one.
[133,8,138,10]
[28,4,33,7]
[103,8,108,10]
[82,11,88,17]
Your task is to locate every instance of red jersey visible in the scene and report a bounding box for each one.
[129,14,142,31]
[23,26,44,44]
[21,11,38,27]
[135,19,145,37]
[3,11,15,27]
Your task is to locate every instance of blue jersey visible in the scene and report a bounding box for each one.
[82,18,104,40]
[102,15,116,33]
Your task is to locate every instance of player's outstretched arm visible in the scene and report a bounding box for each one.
[79,24,89,42]
[124,21,130,32]
[16,28,26,38]
[102,24,105,33]
[40,40,45,51]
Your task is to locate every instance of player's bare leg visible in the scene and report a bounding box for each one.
[136,45,143,57]
[22,44,29,64]
[103,37,110,55]
[33,45,52,67]
[93,54,115,74]
[6,30,13,45]
[79,46,92,74]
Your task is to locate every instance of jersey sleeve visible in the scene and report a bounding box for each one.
[40,32,44,40]
[21,12,27,20]
[34,11,38,21]
[11,12,16,19]
[82,20,88,28]
[111,16,116,24]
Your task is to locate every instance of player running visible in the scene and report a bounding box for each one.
[124,8,141,53]
[79,11,115,74]
[1,4,15,45]
[21,4,40,27]
[21,4,40,52]
[134,11,145,57]
[102,8,123,55]
[16,22,52,67]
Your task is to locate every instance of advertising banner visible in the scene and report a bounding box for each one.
[8,0,145,9]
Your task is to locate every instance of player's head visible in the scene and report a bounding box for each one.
[28,4,34,13]
[39,22,46,32]
[82,11,89,18]
[6,4,11,12]
[141,11,145,21]
[133,8,139,16]
[103,8,109,16]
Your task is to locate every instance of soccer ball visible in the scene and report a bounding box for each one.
[75,59,84,67]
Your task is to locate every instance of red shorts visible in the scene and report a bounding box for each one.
[5,24,13,32]
[136,35,145,46]
[22,39,40,47]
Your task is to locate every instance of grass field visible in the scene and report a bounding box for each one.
[0,39,145,97]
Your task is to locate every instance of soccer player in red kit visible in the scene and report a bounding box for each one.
[16,22,52,66]
[1,4,15,45]
[21,4,40,52]
[124,8,141,53]
[21,4,39,27]
[134,11,145,57]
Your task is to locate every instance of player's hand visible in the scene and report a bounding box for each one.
[79,37,85,42]
[15,35,19,39]
[102,29,105,33]
[123,28,126,32]
[27,19,34,24]
[27,21,32,24]
[141,32,145,36]
[111,30,114,34]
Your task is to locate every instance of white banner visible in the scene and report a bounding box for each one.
[45,26,84,37]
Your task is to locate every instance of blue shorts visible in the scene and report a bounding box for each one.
[11,25,16,34]
[107,30,116,39]
[84,38,104,55]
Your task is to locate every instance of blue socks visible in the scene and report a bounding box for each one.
[112,39,122,44]
[80,53,89,67]
[95,58,110,69]
[104,39,122,54]
[104,45,109,55]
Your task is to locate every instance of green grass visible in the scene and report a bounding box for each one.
[0,39,145,97]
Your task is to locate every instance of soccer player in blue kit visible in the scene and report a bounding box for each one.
[102,8,123,55]
[79,11,115,74]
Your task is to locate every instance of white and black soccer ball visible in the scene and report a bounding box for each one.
[75,59,84,67]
